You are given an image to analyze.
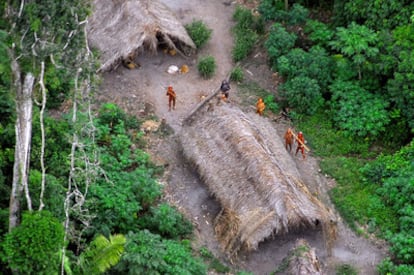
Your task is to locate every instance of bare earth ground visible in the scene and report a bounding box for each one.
[95,0,388,274]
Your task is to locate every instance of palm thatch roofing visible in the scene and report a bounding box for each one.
[87,0,196,72]
[179,103,336,255]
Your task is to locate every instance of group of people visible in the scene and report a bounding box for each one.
[166,82,307,159]
[284,128,306,160]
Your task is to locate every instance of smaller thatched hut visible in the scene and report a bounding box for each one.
[87,0,196,72]
[179,103,336,255]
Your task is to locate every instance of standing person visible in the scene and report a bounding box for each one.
[295,131,306,160]
[284,128,294,152]
[256,97,265,116]
[166,86,176,111]
[220,79,231,101]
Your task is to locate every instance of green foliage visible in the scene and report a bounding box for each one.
[304,20,334,48]
[1,211,64,274]
[258,2,308,26]
[378,257,414,275]
[86,109,162,236]
[384,26,414,131]
[263,95,279,114]
[265,23,297,67]
[279,76,323,115]
[185,20,212,49]
[30,112,71,178]
[295,111,371,157]
[323,157,397,233]
[329,80,390,138]
[389,233,414,264]
[113,230,207,275]
[29,170,66,219]
[230,66,244,82]
[233,5,265,34]
[231,6,261,62]
[258,0,285,21]
[337,0,414,30]
[232,28,258,62]
[197,56,216,79]
[335,264,358,275]
[276,46,334,91]
[329,22,379,80]
[138,203,193,239]
[79,234,126,274]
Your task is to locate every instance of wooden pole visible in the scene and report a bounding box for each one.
[291,131,311,152]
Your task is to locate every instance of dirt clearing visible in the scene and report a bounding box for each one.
[95,0,387,274]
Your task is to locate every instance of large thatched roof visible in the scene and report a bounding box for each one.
[87,0,196,72]
[179,103,336,255]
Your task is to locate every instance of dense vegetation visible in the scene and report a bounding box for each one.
[1,0,414,274]
[256,0,414,273]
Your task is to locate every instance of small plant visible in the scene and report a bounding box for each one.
[197,55,216,79]
[230,66,244,82]
[335,263,358,275]
[185,20,212,49]
[263,95,279,114]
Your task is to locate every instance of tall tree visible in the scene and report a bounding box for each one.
[4,0,92,231]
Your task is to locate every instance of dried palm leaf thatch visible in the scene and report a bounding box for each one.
[87,0,196,72]
[280,239,324,275]
[179,103,336,255]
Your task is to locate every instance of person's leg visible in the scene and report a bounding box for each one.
[173,98,176,110]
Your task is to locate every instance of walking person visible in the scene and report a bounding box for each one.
[220,79,231,101]
[295,131,306,160]
[256,97,265,116]
[284,128,294,152]
[166,86,176,111]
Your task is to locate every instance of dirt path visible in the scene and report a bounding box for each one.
[96,0,388,274]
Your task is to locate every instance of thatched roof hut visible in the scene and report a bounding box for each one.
[180,103,336,255]
[87,0,196,72]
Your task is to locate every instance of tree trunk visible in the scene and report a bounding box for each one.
[9,55,34,231]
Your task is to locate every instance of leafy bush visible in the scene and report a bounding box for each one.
[329,80,390,137]
[389,233,414,264]
[197,55,216,79]
[258,2,308,25]
[1,211,64,274]
[329,22,379,80]
[86,112,162,236]
[263,94,279,114]
[378,257,414,275]
[114,230,206,275]
[276,46,333,91]
[230,66,244,82]
[138,203,193,239]
[304,20,334,48]
[265,23,297,67]
[232,28,258,62]
[185,20,212,49]
[258,0,285,21]
[279,75,323,115]
[78,234,126,274]
[233,5,265,34]
[335,264,358,275]
[231,5,262,62]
